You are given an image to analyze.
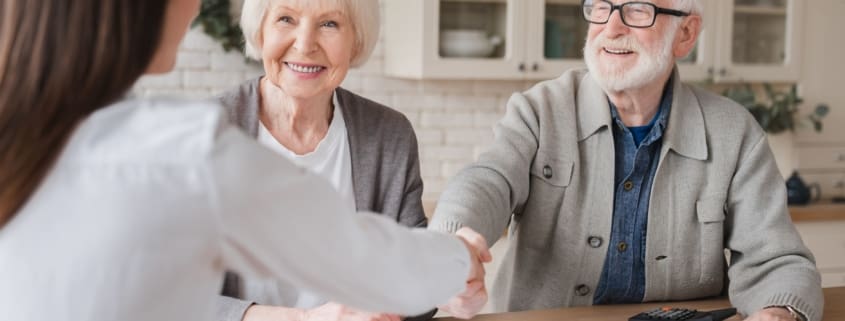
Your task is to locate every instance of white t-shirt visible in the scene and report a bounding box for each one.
[256,95,356,214]
[253,95,355,308]
[0,98,470,321]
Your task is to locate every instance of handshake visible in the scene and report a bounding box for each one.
[440,227,494,319]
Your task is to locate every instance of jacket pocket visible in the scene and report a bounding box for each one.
[512,153,573,247]
[529,152,573,188]
[695,195,727,288]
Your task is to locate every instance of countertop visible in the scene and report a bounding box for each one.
[790,202,845,222]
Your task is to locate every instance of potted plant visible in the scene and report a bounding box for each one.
[722,83,829,179]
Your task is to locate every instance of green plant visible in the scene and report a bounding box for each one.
[722,83,829,134]
[193,0,244,53]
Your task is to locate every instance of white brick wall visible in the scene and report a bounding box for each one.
[134,26,534,204]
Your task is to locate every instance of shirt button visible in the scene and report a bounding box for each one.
[587,236,603,248]
[617,242,628,252]
[575,284,591,296]
[623,180,634,191]
[542,165,553,179]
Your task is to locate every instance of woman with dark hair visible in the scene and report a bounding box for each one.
[0,1,490,321]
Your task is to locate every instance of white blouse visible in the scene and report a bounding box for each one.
[0,98,470,321]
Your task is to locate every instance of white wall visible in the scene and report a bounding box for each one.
[795,0,845,145]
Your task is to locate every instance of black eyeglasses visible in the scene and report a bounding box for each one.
[582,0,691,28]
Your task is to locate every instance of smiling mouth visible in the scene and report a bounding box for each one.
[603,47,635,55]
[285,62,326,73]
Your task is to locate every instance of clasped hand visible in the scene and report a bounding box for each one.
[439,227,493,319]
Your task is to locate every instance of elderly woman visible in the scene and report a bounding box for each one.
[216,1,434,321]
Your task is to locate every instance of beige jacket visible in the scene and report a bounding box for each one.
[430,68,823,321]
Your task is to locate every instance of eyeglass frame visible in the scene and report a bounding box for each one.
[581,0,691,28]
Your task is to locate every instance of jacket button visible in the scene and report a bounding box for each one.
[588,236,603,248]
[542,165,553,179]
[575,284,591,296]
[623,180,634,191]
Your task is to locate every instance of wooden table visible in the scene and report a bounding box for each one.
[790,203,845,222]
[438,287,844,321]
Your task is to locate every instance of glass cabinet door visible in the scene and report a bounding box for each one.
[542,0,589,60]
[438,0,509,59]
[527,0,587,79]
[731,0,788,65]
[715,0,803,82]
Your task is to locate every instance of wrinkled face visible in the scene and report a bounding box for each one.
[260,0,356,99]
[147,0,201,74]
[583,0,680,92]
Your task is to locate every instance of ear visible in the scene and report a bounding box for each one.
[673,15,702,58]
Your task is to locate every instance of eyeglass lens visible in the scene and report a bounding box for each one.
[584,1,656,27]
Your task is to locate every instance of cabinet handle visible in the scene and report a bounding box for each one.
[837,154,845,162]
[518,63,525,72]
[719,68,728,77]
[532,63,539,72]
[707,67,715,77]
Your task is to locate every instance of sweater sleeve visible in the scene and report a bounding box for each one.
[429,92,540,247]
[396,120,428,229]
[725,133,824,321]
[215,296,254,321]
[206,126,471,316]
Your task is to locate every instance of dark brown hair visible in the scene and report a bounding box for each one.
[0,0,168,227]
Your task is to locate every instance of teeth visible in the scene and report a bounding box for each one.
[287,63,323,73]
[605,48,633,54]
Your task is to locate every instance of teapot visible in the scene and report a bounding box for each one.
[786,171,821,205]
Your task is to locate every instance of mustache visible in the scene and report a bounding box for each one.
[587,35,644,52]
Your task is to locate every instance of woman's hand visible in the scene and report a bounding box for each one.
[439,227,493,319]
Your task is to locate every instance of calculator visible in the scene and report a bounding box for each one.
[628,307,737,321]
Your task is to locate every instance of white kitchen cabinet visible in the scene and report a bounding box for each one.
[708,0,805,82]
[383,0,804,82]
[795,220,845,288]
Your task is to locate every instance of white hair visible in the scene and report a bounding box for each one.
[674,0,704,16]
[239,0,380,67]
[671,0,704,29]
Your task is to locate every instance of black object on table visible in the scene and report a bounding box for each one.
[629,307,737,321]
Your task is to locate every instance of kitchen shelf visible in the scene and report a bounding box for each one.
[734,5,787,15]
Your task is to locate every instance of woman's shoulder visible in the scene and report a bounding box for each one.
[335,87,415,135]
[68,97,230,165]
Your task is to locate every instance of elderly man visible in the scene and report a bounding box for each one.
[429,1,823,321]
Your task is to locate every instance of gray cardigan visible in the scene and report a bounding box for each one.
[215,78,432,321]
[430,68,823,321]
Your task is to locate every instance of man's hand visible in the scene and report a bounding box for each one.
[439,227,493,319]
[243,302,401,321]
[744,307,801,321]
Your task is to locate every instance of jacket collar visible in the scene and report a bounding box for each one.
[576,67,708,161]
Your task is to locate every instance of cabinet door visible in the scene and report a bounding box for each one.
[677,0,718,82]
[524,0,587,79]
[713,0,804,82]
[384,0,528,80]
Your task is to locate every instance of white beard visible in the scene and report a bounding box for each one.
[583,26,678,92]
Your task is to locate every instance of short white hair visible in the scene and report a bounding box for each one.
[239,0,380,67]
[667,0,704,34]
[674,0,703,16]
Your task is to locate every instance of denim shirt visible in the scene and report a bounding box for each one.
[593,82,673,304]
